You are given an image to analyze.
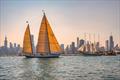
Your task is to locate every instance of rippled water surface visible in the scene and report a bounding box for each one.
[0,56,120,80]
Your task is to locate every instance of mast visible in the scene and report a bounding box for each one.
[36,12,50,54]
[44,12,51,54]
[89,33,91,44]
[94,33,95,44]
[84,33,86,52]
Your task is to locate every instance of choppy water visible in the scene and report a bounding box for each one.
[0,56,120,80]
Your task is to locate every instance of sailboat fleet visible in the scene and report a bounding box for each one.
[23,12,61,58]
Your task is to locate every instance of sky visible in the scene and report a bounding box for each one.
[0,0,120,47]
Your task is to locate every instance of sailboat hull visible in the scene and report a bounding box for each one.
[82,52,102,56]
[25,54,60,58]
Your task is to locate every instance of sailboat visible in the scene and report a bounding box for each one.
[77,33,102,56]
[78,42,102,56]
[23,12,61,58]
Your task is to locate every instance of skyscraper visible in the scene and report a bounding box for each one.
[77,37,79,48]
[109,35,114,51]
[60,44,64,53]
[65,45,69,54]
[9,42,13,48]
[79,39,85,47]
[71,42,76,53]
[4,36,8,48]
[96,42,100,51]
[105,40,108,51]
[14,43,17,48]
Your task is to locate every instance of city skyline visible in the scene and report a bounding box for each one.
[0,0,120,47]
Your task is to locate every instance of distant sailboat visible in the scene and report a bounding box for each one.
[78,43,102,56]
[23,12,61,58]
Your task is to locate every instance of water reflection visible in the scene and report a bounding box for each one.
[20,58,59,80]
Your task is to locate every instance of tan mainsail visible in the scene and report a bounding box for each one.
[23,23,33,54]
[36,13,61,54]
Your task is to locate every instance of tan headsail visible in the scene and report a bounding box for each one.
[23,23,33,54]
[36,13,61,54]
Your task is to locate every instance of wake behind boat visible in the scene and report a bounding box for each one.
[22,12,61,58]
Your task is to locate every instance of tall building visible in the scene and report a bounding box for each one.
[9,42,13,48]
[65,45,69,54]
[17,44,21,54]
[60,44,64,53]
[105,40,108,51]
[77,37,79,48]
[71,42,76,53]
[109,35,114,51]
[14,43,17,48]
[79,39,85,47]
[96,42,100,51]
[17,44,20,48]
[4,36,8,48]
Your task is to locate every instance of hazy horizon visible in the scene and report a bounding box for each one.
[0,0,120,47]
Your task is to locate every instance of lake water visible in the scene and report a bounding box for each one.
[0,56,120,80]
